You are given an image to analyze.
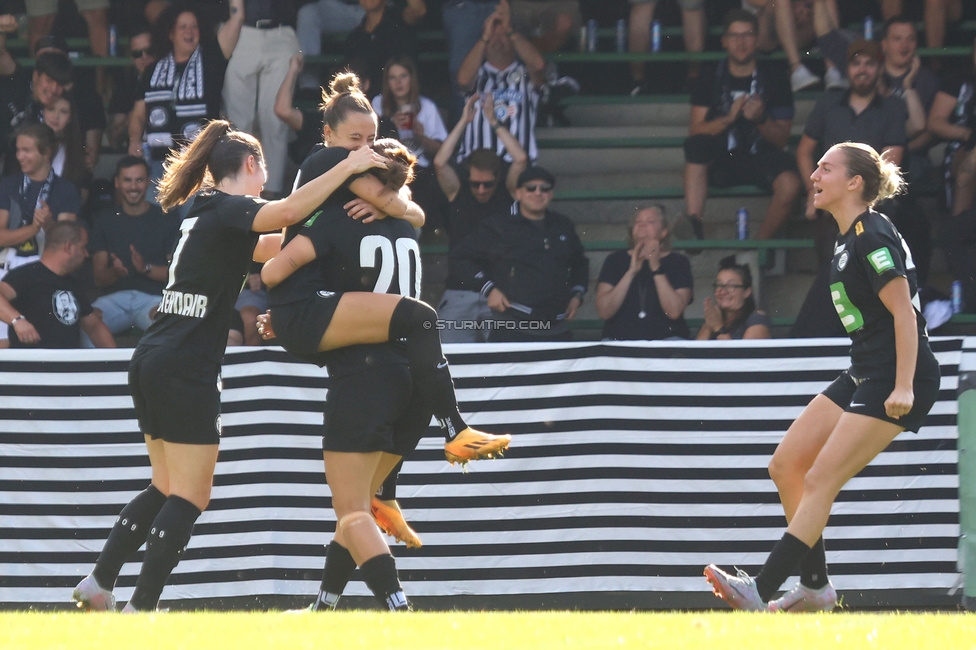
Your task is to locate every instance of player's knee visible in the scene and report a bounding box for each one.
[337,511,374,535]
[390,296,437,339]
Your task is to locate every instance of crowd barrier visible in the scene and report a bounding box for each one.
[1,338,970,610]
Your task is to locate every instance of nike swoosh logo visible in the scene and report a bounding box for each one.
[437,361,448,369]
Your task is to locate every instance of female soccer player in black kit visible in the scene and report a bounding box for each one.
[71,120,392,612]
[704,142,941,612]
[262,137,425,611]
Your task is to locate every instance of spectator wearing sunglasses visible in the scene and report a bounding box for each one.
[696,256,771,340]
[433,92,527,342]
[451,166,588,342]
[107,25,156,152]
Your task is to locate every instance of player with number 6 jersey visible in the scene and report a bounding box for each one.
[704,142,940,613]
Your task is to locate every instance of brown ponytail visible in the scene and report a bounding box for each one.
[371,138,416,190]
[319,71,375,133]
[156,120,264,212]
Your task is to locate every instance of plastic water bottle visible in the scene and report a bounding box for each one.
[864,16,874,40]
[579,26,587,52]
[953,280,964,314]
[109,24,117,56]
[586,20,598,53]
[736,208,749,240]
[651,20,661,53]
[615,19,626,53]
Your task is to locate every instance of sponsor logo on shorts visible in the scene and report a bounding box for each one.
[317,290,335,298]
[215,415,222,435]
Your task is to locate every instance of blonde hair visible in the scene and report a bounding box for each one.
[831,142,904,206]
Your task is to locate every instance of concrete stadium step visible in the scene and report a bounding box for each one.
[561,95,817,128]
[554,194,772,223]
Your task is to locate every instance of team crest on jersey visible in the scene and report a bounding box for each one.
[51,290,79,325]
[317,290,335,298]
[855,222,864,236]
[837,251,849,271]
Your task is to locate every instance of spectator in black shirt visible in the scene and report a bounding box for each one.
[433,92,527,342]
[32,34,107,173]
[680,9,801,241]
[596,205,693,341]
[453,166,588,342]
[0,35,72,171]
[0,220,114,348]
[929,36,976,216]
[344,0,425,94]
[88,156,179,343]
[107,26,156,152]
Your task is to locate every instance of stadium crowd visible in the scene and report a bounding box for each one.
[0,0,975,347]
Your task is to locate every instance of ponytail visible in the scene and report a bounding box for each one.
[156,120,264,212]
[319,71,375,133]
[833,142,904,207]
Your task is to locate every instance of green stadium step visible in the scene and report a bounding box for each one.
[553,185,769,201]
[419,238,814,255]
[12,45,970,68]
[537,134,803,149]
[567,312,976,332]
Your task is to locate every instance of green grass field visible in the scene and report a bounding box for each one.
[3,611,975,650]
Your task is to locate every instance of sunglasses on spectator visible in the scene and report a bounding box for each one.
[469,180,496,189]
[131,49,150,58]
[713,283,746,291]
[522,183,553,193]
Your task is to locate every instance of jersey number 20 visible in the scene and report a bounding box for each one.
[360,235,421,299]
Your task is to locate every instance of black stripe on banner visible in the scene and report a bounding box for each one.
[0,485,958,517]
[0,385,128,397]
[1,535,958,567]
[0,359,130,373]
[0,408,135,420]
[221,375,329,391]
[0,432,146,445]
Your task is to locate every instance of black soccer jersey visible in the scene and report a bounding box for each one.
[3,261,93,348]
[829,210,929,379]
[138,191,264,363]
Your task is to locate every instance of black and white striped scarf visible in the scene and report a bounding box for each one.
[144,47,208,152]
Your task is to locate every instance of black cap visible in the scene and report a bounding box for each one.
[516,166,556,189]
[34,34,69,55]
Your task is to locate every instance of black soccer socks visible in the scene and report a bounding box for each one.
[128,495,201,611]
[755,532,813,602]
[315,541,358,610]
[388,297,467,439]
[800,537,829,590]
[360,553,409,611]
[92,484,168,591]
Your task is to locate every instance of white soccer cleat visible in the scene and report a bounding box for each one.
[703,564,767,611]
[120,602,139,613]
[768,581,838,612]
[72,574,116,612]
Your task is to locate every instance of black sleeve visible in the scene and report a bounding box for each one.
[203,45,228,120]
[597,250,628,286]
[450,217,500,296]
[300,210,337,260]
[663,252,694,292]
[2,266,29,297]
[689,64,715,108]
[72,72,107,131]
[803,94,828,141]
[881,97,908,148]
[296,146,354,190]
[856,228,908,295]
[762,61,795,121]
[566,227,588,295]
[213,194,267,233]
